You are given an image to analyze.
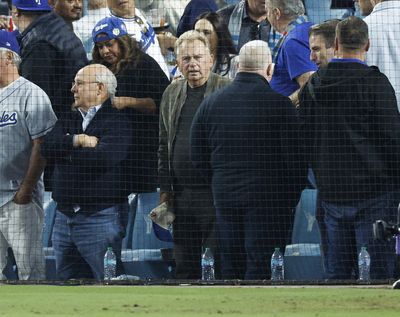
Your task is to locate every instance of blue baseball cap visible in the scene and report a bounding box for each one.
[152,222,173,242]
[12,0,52,11]
[92,17,128,44]
[0,30,20,55]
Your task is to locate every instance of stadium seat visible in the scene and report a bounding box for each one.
[284,189,325,280]
[42,198,57,280]
[121,192,174,279]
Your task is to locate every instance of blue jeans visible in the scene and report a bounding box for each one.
[321,193,397,280]
[52,202,128,280]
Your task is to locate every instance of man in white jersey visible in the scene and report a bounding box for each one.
[0,30,57,280]
[107,0,169,77]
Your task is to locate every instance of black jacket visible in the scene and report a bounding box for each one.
[191,72,307,209]
[42,100,132,212]
[299,61,400,202]
[115,53,170,192]
[19,12,88,118]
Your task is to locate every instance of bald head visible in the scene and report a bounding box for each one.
[239,40,272,71]
[72,64,117,110]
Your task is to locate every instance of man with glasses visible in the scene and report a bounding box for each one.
[42,64,132,280]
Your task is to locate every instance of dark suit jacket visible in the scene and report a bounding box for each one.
[42,99,132,212]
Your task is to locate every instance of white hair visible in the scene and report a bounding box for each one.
[175,30,211,57]
[266,0,305,19]
[92,64,117,98]
[0,48,21,68]
[239,40,272,71]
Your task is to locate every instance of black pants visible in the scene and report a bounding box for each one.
[172,186,218,279]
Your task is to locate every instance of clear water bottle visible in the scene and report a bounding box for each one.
[271,247,284,281]
[201,247,215,281]
[358,246,371,282]
[104,247,116,280]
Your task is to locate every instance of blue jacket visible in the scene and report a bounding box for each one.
[191,72,307,209]
[42,100,132,212]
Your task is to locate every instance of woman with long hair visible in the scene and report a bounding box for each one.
[194,11,237,77]
[92,16,170,193]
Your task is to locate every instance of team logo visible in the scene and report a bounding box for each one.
[112,28,120,36]
[94,23,108,32]
[0,111,17,127]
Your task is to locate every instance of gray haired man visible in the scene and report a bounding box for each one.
[0,30,57,280]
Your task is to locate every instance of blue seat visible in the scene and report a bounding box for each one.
[284,189,325,280]
[122,192,174,279]
[42,198,57,280]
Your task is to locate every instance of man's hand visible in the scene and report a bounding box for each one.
[0,15,10,30]
[13,188,32,205]
[76,134,98,148]
[160,192,173,206]
[112,97,131,110]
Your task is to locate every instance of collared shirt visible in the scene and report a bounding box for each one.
[330,58,367,66]
[78,104,102,131]
[364,0,400,112]
[238,4,272,51]
[270,17,317,97]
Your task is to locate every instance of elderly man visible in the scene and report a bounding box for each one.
[309,19,340,68]
[218,0,279,51]
[265,0,317,105]
[42,64,132,280]
[363,0,400,112]
[158,30,230,279]
[0,30,57,280]
[191,40,306,279]
[48,0,83,29]
[299,17,400,280]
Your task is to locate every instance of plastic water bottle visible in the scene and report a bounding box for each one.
[201,247,215,281]
[358,246,370,282]
[271,248,284,281]
[104,247,116,280]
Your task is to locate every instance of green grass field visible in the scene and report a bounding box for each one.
[0,285,399,316]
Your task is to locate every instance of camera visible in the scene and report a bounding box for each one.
[373,220,400,242]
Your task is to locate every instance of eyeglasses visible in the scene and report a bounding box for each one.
[71,81,100,88]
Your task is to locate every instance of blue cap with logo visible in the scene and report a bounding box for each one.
[0,30,20,55]
[12,0,52,11]
[92,17,128,44]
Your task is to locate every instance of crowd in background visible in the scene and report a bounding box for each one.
[0,0,399,282]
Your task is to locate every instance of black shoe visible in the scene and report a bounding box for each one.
[392,279,400,289]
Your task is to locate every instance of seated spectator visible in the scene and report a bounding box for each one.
[309,19,340,68]
[194,11,237,77]
[177,0,218,37]
[218,0,279,51]
[0,30,57,280]
[48,0,82,29]
[107,0,169,77]
[92,16,170,193]
[42,64,133,281]
[136,0,188,36]
[74,0,109,58]
[265,0,317,105]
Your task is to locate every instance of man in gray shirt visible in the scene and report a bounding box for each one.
[0,30,57,280]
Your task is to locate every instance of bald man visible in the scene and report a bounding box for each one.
[42,64,133,280]
[191,40,307,279]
